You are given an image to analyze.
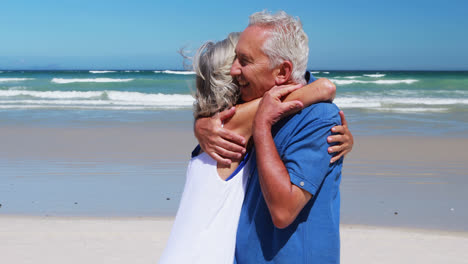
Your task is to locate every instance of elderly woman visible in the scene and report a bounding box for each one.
[158,32,352,264]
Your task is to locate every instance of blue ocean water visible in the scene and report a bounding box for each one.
[1,70,467,229]
[1,70,467,136]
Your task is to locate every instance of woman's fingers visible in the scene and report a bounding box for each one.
[328,111,354,163]
[330,152,345,164]
[328,144,344,154]
[331,125,345,134]
[339,111,348,126]
[327,134,344,144]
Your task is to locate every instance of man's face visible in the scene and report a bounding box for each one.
[230,26,278,102]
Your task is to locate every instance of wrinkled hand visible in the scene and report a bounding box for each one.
[254,84,304,130]
[194,107,246,165]
[327,111,354,163]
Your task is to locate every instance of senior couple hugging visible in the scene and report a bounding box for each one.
[159,10,353,264]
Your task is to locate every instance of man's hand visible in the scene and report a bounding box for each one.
[194,107,246,165]
[327,111,354,163]
[253,84,304,130]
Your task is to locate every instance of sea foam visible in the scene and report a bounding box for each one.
[0,90,194,107]
[330,79,418,85]
[364,74,386,78]
[89,71,117,74]
[374,107,449,113]
[0,78,34,82]
[154,70,196,75]
[0,90,103,99]
[334,96,468,108]
[51,78,134,84]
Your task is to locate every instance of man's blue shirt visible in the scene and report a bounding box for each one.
[234,98,343,263]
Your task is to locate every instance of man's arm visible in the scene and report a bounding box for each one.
[195,78,352,165]
[252,85,311,228]
[223,79,336,146]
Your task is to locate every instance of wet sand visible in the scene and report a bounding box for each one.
[1,122,468,263]
[1,124,467,230]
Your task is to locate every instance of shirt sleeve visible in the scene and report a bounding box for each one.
[307,71,317,83]
[281,117,337,196]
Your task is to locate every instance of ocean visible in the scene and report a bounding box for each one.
[1,70,467,229]
[0,70,467,136]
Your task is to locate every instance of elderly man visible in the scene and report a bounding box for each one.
[197,11,345,263]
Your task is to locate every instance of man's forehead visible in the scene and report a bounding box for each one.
[236,26,270,55]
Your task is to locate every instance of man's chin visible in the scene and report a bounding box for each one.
[240,93,253,102]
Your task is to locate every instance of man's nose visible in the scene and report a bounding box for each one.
[230,58,241,77]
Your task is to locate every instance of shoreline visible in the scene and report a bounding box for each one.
[2,214,468,236]
[1,123,467,231]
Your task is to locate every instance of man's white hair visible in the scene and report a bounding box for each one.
[249,10,309,85]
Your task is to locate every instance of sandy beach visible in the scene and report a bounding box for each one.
[1,118,467,263]
[1,216,468,264]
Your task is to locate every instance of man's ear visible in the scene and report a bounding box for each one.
[274,61,293,85]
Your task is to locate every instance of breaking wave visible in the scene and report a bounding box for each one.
[154,70,196,75]
[330,79,419,85]
[51,78,134,84]
[0,78,34,82]
[89,71,117,74]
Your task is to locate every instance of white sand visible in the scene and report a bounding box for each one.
[1,216,467,264]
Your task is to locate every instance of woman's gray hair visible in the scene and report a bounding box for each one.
[192,32,241,118]
[249,10,309,85]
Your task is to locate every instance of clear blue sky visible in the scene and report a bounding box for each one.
[1,0,467,70]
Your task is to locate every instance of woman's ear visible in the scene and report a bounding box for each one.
[274,60,293,85]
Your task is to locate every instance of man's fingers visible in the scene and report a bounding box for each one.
[214,146,242,160]
[211,152,232,166]
[274,84,303,99]
[339,111,348,127]
[218,107,236,121]
[215,131,246,154]
[219,129,246,146]
[280,100,304,116]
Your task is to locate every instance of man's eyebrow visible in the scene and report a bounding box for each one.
[237,52,251,61]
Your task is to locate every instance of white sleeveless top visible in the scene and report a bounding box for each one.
[158,150,251,264]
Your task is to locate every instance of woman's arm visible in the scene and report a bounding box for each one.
[223,78,336,141]
[194,79,353,165]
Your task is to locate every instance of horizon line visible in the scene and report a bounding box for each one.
[1,69,467,72]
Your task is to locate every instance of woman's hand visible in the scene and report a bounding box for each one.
[327,111,354,163]
[194,107,246,165]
